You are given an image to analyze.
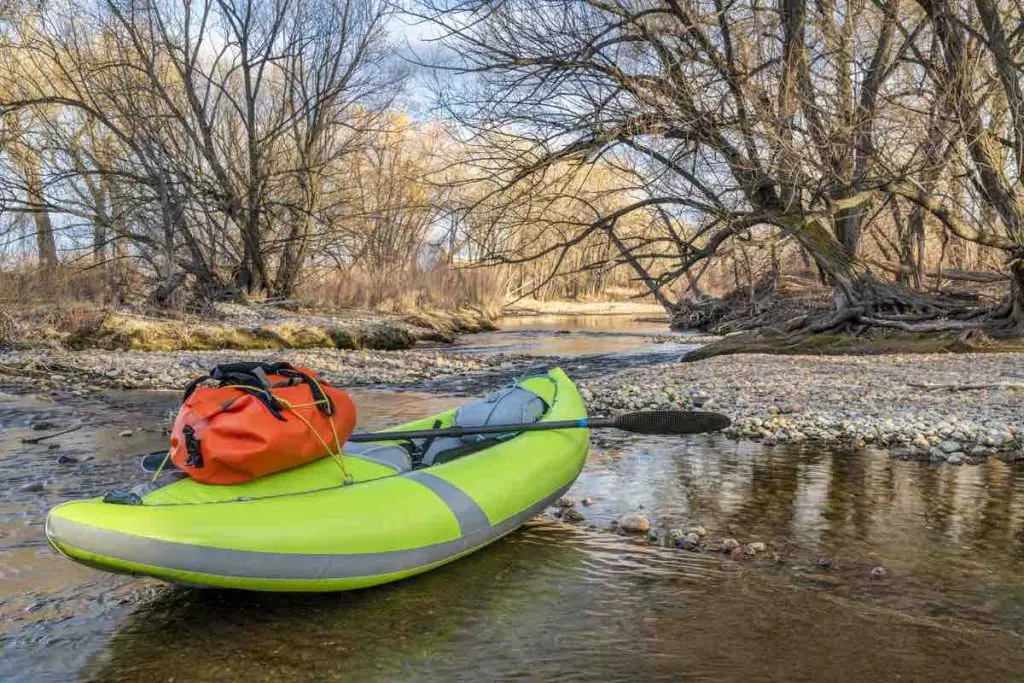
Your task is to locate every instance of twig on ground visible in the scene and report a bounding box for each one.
[22,424,83,444]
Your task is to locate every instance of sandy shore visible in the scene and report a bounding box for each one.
[579,352,1024,465]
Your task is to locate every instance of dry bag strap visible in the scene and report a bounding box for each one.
[182,362,294,420]
[181,361,332,419]
[278,368,334,416]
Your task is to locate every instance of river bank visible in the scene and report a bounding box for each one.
[1,301,497,353]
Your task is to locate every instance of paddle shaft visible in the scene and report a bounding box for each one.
[347,418,597,442]
[346,410,729,442]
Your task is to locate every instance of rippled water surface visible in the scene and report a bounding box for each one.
[4,319,1024,680]
[452,314,695,358]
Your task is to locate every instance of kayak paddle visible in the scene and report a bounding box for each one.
[140,410,730,473]
[347,410,731,442]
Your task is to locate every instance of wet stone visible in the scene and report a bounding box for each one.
[561,508,584,523]
[675,533,702,551]
[618,514,651,533]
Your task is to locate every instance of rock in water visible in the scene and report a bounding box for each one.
[561,508,584,523]
[618,514,651,533]
[676,533,701,551]
[946,452,966,465]
[721,538,740,551]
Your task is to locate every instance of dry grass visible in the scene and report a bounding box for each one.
[58,314,416,352]
[297,263,505,320]
[1,262,491,351]
[0,263,121,307]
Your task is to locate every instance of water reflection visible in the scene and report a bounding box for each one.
[85,521,1024,682]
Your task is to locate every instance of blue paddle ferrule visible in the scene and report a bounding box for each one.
[576,419,588,427]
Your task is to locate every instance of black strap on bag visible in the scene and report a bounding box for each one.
[180,361,333,420]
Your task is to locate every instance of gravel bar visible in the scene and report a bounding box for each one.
[579,353,1024,465]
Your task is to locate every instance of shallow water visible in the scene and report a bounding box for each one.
[3,318,1024,680]
[421,314,702,394]
[452,314,695,358]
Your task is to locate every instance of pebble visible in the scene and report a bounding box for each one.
[745,541,767,554]
[870,566,888,578]
[817,556,834,569]
[946,453,966,465]
[618,514,651,533]
[119,430,133,437]
[581,497,594,506]
[18,482,44,493]
[721,538,740,551]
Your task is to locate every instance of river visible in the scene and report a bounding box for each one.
[3,315,1024,681]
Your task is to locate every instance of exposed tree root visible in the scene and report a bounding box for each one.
[676,273,1024,362]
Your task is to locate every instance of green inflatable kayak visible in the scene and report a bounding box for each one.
[46,368,588,592]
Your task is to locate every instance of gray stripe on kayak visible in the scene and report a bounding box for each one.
[403,471,490,536]
[45,483,572,582]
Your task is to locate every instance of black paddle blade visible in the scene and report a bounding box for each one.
[610,410,730,435]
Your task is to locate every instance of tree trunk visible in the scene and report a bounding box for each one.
[1009,259,1024,331]
[25,161,58,266]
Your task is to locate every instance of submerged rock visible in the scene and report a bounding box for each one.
[675,533,702,551]
[618,514,651,533]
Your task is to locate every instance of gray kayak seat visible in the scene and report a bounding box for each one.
[420,386,548,467]
[343,441,413,473]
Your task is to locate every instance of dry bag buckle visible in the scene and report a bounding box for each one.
[183,426,203,468]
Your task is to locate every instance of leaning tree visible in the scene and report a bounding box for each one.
[418,0,1024,334]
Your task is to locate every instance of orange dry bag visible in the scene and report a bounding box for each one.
[169,361,356,485]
